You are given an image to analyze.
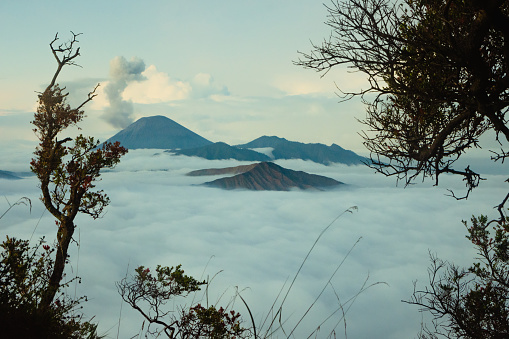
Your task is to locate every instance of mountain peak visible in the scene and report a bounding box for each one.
[103,115,212,150]
[236,136,288,148]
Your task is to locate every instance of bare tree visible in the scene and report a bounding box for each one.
[297,0,509,336]
[405,216,509,338]
[31,32,127,309]
[297,0,509,207]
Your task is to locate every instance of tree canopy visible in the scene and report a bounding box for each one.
[30,32,127,308]
[298,1,509,337]
[297,0,508,208]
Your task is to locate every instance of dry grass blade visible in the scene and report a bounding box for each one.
[261,206,359,338]
[0,196,31,221]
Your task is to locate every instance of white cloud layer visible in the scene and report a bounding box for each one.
[1,149,506,338]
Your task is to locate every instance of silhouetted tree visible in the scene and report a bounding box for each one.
[298,0,509,336]
[0,236,100,338]
[30,32,127,309]
[297,0,508,205]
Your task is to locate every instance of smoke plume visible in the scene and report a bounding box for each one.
[102,56,146,128]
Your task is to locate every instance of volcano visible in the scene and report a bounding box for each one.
[103,115,212,150]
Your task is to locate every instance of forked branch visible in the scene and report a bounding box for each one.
[49,31,83,89]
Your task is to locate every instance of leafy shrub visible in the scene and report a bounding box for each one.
[117,265,250,338]
[407,215,509,338]
[0,236,100,339]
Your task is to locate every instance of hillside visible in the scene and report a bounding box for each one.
[170,142,271,161]
[187,163,258,176]
[202,162,343,191]
[236,136,368,165]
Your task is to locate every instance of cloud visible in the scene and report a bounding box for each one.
[272,66,372,97]
[190,73,229,99]
[273,76,334,96]
[1,149,504,338]
[122,65,191,104]
[97,57,230,129]
[110,56,146,82]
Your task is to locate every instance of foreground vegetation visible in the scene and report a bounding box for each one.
[298,0,509,337]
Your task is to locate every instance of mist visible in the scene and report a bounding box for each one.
[1,149,505,338]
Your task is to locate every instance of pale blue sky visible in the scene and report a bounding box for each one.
[0,1,370,151]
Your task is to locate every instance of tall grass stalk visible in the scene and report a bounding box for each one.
[239,205,385,338]
[0,196,31,221]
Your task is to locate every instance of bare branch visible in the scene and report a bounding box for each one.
[48,31,83,89]
[76,83,99,111]
[297,0,509,204]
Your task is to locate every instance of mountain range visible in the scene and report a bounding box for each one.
[1,114,352,191]
[101,115,367,166]
[236,136,367,165]
[196,162,343,191]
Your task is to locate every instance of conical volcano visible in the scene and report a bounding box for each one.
[103,115,212,150]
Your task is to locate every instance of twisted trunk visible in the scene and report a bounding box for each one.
[39,218,75,309]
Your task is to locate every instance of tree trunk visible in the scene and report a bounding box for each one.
[39,219,75,309]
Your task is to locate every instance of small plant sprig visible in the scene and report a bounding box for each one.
[117,264,250,338]
[405,214,509,338]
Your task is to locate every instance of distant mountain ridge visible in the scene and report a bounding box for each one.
[236,136,368,165]
[169,142,271,161]
[0,170,21,180]
[236,136,288,148]
[102,115,367,166]
[202,162,344,191]
[103,115,212,150]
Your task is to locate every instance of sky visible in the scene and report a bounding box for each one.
[1,1,508,339]
[0,0,369,152]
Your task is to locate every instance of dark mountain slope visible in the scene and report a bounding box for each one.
[103,115,212,150]
[0,170,21,180]
[203,162,343,191]
[236,136,368,165]
[187,164,258,176]
[237,136,289,148]
[170,142,271,161]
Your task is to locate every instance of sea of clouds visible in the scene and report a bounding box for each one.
[1,149,507,338]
